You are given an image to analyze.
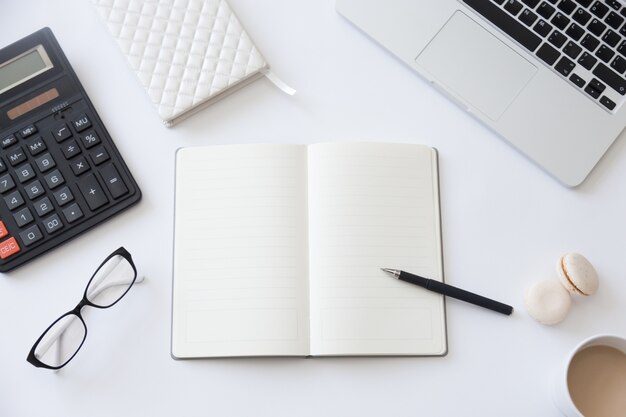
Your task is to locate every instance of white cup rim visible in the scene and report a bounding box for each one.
[556,333,626,417]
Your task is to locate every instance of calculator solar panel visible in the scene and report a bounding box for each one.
[0,28,141,272]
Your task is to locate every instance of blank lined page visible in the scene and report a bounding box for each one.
[172,145,310,357]
[307,143,446,356]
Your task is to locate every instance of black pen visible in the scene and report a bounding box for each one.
[381,268,513,316]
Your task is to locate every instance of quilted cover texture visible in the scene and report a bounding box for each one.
[93,0,268,125]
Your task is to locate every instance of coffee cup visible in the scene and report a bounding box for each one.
[553,334,626,417]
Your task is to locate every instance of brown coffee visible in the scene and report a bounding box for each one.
[567,345,626,417]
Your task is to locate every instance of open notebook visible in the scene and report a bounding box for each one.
[171,143,447,358]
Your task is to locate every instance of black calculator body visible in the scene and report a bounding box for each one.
[0,28,141,272]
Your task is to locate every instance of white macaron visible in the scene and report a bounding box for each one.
[525,279,572,325]
[557,253,599,296]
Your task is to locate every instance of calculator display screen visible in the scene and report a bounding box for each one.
[0,45,53,95]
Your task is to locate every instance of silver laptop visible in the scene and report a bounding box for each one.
[337,0,626,186]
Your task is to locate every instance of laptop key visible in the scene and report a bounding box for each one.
[602,29,621,47]
[548,29,568,46]
[538,2,556,18]
[565,22,585,40]
[504,0,524,15]
[534,19,554,36]
[590,1,609,18]
[462,0,542,50]
[555,56,576,75]
[551,12,571,29]
[578,51,598,69]
[584,78,605,97]
[599,95,616,109]
[589,78,606,92]
[610,55,626,73]
[605,11,624,29]
[605,0,621,10]
[573,8,592,25]
[563,41,583,58]
[588,18,607,36]
[581,33,601,51]
[520,9,539,26]
[593,62,626,94]
[618,40,626,56]
[557,0,577,14]
[570,73,586,87]
[573,0,592,6]
[596,44,615,62]
[536,42,561,64]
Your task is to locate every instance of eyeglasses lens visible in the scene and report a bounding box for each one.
[34,314,86,368]
[86,254,135,308]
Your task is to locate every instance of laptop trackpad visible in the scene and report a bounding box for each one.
[416,11,536,120]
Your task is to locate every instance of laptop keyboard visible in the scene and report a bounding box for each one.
[463,0,626,112]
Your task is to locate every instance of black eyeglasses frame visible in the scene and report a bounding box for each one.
[26,246,137,370]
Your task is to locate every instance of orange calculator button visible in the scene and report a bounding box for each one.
[0,221,7,239]
[0,237,20,259]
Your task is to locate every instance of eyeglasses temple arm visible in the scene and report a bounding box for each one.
[88,255,123,294]
[86,274,144,299]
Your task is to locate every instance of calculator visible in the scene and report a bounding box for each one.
[0,28,141,272]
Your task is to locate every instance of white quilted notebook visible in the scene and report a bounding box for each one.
[93,0,293,126]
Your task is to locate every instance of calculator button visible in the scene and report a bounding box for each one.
[19,225,43,247]
[61,140,81,159]
[0,237,20,259]
[42,213,63,234]
[0,159,6,174]
[62,203,84,224]
[26,136,47,155]
[13,207,33,227]
[70,156,90,176]
[72,114,92,132]
[52,123,72,142]
[44,169,65,189]
[35,153,56,173]
[53,186,74,206]
[34,197,53,217]
[1,135,17,149]
[20,124,37,138]
[100,164,128,199]
[25,180,45,200]
[0,221,8,238]
[80,130,100,149]
[78,173,108,210]
[7,147,26,166]
[4,190,24,210]
[0,174,16,194]
[90,147,110,166]
[15,163,36,183]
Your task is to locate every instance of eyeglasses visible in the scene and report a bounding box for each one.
[27,247,142,370]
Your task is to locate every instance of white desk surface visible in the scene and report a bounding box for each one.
[2,1,625,416]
